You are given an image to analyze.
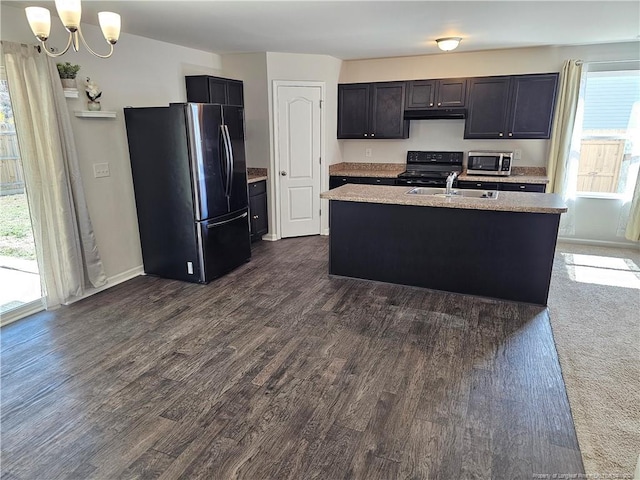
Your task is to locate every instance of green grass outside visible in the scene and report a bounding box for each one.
[0,193,36,259]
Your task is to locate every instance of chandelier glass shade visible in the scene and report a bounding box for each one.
[25,0,121,59]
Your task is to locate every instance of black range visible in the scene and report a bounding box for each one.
[396,151,464,187]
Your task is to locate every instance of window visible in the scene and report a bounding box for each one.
[575,69,640,198]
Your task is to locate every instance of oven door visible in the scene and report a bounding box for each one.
[396,177,446,187]
[467,153,503,173]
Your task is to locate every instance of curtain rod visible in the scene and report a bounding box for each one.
[576,59,639,65]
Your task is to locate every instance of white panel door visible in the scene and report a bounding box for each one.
[277,85,322,238]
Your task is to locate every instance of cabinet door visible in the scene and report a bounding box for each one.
[207,77,228,104]
[506,74,558,139]
[249,192,268,239]
[185,76,210,103]
[406,80,436,109]
[436,78,467,108]
[499,182,546,193]
[337,84,370,138]
[464,76,511,139]
[370,82,409,139]
[227,80,244,107]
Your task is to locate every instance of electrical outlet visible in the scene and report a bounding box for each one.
[365,148,372,158]
[514,149,522,161]
[93,163,110,178]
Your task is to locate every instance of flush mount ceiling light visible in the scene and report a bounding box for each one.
[436,37,462,52]
[25,0,121,59]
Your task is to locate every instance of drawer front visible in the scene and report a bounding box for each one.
[457,180,500,190]
[249,179,267,196]
[360,177,396,186]
[499,183,546,193]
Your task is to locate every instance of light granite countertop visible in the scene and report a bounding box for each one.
[320,184,567,214]
[329,162,549,184]
[329,163,405,178]
[247,167,268,183]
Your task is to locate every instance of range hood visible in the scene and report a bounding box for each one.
[404,108,467,120]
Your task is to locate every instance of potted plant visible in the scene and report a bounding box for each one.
[56,62,80,89]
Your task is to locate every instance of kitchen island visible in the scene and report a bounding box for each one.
[320,184,567,305]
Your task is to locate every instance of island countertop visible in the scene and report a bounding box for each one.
[320,184,567,214]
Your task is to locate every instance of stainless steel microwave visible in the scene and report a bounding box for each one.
[467,151,513,176]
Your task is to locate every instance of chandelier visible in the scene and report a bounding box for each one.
[25,0,121,59]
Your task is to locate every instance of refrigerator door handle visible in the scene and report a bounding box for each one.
[223,125,234,196]
[206,211,248,228]
[219,125,229,195]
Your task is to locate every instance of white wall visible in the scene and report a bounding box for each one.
[222,53,270,169]
[339,42,640,168]
[265,52,343,236]
[1,5,222,281]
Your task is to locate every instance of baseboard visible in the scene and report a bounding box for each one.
[65,265,144,305]
[558,237,640,249]
[0,299,45,327]
[321,228,330,236]
[262,233,278,242]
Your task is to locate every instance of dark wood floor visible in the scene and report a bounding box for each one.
[1,236,584,479]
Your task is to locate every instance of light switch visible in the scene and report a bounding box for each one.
[93,163,110,178]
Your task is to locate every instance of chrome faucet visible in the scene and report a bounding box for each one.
[446,171,458,195]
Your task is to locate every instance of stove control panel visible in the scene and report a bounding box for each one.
[407,151,464,164]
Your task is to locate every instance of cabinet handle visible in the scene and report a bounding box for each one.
[476,183,481,187]
[253,215,259,219]
[371,133,375,137]
[508,132,513,137]
[499,133,503,137]
[429,103,433,107]
[437,102,442,106]
[364,133,368,137]
[376,179,381,183]
[520,185,526,189]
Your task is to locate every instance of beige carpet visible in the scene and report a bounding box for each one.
[548,241,640,477]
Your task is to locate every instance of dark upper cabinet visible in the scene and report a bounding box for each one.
[406,78,467,109]
[185,75,244,106]
[337,84,370,138]
[506,74,559,139]
[464,73,558,139]
[464,76,512,139]
[338,82,409,139]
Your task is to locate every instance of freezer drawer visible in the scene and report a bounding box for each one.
[198,209,251,282]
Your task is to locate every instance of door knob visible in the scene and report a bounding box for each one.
[280,171,287,176]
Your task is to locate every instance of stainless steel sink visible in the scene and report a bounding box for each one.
[406,187,499,199]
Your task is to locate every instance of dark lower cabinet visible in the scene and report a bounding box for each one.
[499,182,546,193]
[337,82,409,139]
[186,75,244,106]
[458,180,546,193]
[248,180,268,241]
[457,180,500,190]
[329,176,397,189]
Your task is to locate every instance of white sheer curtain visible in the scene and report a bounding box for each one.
[546,59,584,236]
[1,42,107,308]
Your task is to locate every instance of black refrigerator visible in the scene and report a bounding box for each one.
[124,103,251,283]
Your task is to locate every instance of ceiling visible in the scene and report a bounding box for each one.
[8,1,640,60]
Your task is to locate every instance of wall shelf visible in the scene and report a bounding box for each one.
[63,88,79,98]
[74,111,117,119]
